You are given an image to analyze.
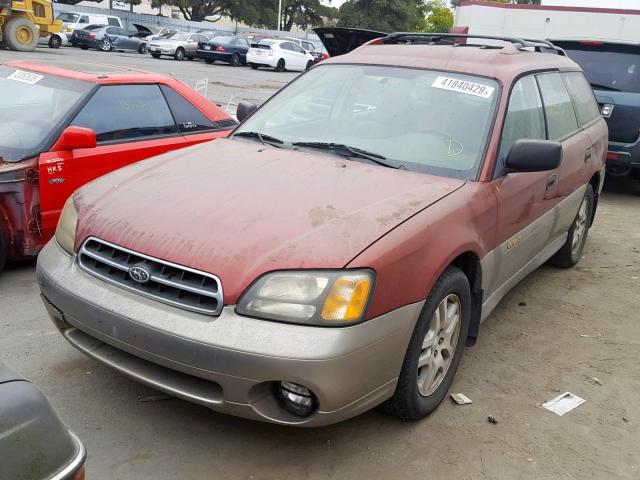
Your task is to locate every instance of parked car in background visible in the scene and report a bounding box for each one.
[196,35,251,66]
[281,36,327,63]
[38,32,68,49]
[72,25,148,53]
[36,34,607,426]
[58,11,122,38]
[0,362,86,480]
[553,39,640,182]
[144,26,179,42]
[0,60,236,272]
[314,27,386,57]
[246,39,315,71]
[148,31,209,60]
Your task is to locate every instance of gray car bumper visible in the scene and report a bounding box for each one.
[37,240,423,426]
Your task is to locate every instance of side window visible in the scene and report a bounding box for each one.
[106,27,117,34]
[79,16,89,24]
[498,75,546,171]
[107,17,120,26]
[280,43,292,51]
[562,71,600,126]
[160,85,217,134]
[72,85,178,143]
[291,43,305,54]
[537,72,579,141]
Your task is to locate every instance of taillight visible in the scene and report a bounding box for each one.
[216,45,225,52]
[607,152,620,160]
[321,53,329,60]
[88,33,96,39]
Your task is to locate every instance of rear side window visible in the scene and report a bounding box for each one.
[107,17,120,26]
[498,75,546,172]
[160,85,217,133]
[72,84,178,142]
[562,72,601,126]
[537,73,579,141]
[79,16,89,24]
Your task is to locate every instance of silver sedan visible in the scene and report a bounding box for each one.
[148,32,209,60]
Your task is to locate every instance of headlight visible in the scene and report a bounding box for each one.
[236,270,374,326]
[55,196,78,254]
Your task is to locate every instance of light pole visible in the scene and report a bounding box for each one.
[277,0,282,31]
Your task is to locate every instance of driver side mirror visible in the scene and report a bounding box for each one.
[505,139,563,173]
[52,126,97,151]
[237,101,258,123]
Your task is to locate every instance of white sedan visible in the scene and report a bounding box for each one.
[246,39,315,72]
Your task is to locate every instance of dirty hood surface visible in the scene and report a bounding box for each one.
[74,138,464,302]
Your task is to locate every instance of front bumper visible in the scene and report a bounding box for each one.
[148,45,177,55]
[37,240,422,426]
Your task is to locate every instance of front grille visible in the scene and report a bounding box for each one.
[78,237,223,316]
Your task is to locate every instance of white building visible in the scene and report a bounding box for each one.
[453,0,640,42]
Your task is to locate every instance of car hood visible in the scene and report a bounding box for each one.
[74,139,464,303]
[314,27,387,57]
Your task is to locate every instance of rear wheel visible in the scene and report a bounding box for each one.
[205,58,214,64]
[230,52,241,66]
[305,60,313,70]
[174,47,185,61]
[250,63,258,70]
[549,184,594,268]
[0,227,6,274]
[384,267,471,420]
[48,34,62,49]
[80,45,89,50]
[275,58,286,72]
[5,17,39,52]
[151,52,161,58]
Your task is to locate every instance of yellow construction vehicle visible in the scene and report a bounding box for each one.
[0,0,62,51]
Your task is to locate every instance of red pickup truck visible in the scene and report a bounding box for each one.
[0,60,235,272]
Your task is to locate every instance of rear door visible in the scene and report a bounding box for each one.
[288,42,308,69]
[38,84,187,238]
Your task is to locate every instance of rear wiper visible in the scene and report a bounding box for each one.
[589,82,621,92]
[292,141,399,169]
[233,131,284,148]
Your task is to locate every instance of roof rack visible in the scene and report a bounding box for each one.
[381,33,566,55]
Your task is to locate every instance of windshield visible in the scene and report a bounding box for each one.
[561,43,640,93]
[169,33,190,41]
[0,67,93,162]
[234,65,498,179]
[57,12,79,23]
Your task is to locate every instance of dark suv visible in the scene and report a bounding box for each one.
[553,40,640,180]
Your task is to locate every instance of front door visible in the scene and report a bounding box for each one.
[38,83,188,240]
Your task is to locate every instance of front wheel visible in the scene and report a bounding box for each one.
[275,58,285,72]
[48,34,62,49]
[384,266,471,420]
[99,39,112,52]
[151,52,161,58]
[230,52,241,66]
[205,58,214,64]
[0,227,7,274]
[138,43,147,54]
[549,184,594,268]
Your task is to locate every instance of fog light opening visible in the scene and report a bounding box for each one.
[276,381,318,418]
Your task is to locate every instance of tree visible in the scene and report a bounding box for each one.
[338,0,423,32]
[419,0,454,33]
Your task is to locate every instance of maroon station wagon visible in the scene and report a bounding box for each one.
[37,34,607,426]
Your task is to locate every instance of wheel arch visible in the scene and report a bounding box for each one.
[588,171,601,227]
[449,250,483,347]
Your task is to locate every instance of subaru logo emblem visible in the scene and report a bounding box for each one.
[128,266,150,284]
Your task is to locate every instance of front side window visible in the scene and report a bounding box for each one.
[234,65,499,180]
[561,71,601,126]
[537,73,579,141]
[498,75,546,174]
[72,84,178,142]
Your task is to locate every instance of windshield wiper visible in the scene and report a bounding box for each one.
[292,141,399,169]
[589,82,621,92]
[234,131,284,148]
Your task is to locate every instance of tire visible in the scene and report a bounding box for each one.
[48,34,62,49]
[151,53,161,58]
[138,43,147,54]
[384,267,471,420]
[205,58,214,64]
[0,227,6,274]
[80,45,89,50]
[230,52,241,67]
[99,39,112,52]
[174,47,185,61]
[250,63,258,70]
[305,60,313,70]
[549,183,594,268]
[4,17,39,52]
[275,58,285,72]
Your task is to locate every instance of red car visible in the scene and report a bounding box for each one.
[38,34,607,426]
[0,61,236,271]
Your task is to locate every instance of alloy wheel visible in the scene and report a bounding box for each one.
[571,196,589,256]
[417,294,462,397]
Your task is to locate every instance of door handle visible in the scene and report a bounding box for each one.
[546,173,557,190]
[584,150,592,162]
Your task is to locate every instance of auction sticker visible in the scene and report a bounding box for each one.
[8,70,44,85]
[432,76,495,99]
